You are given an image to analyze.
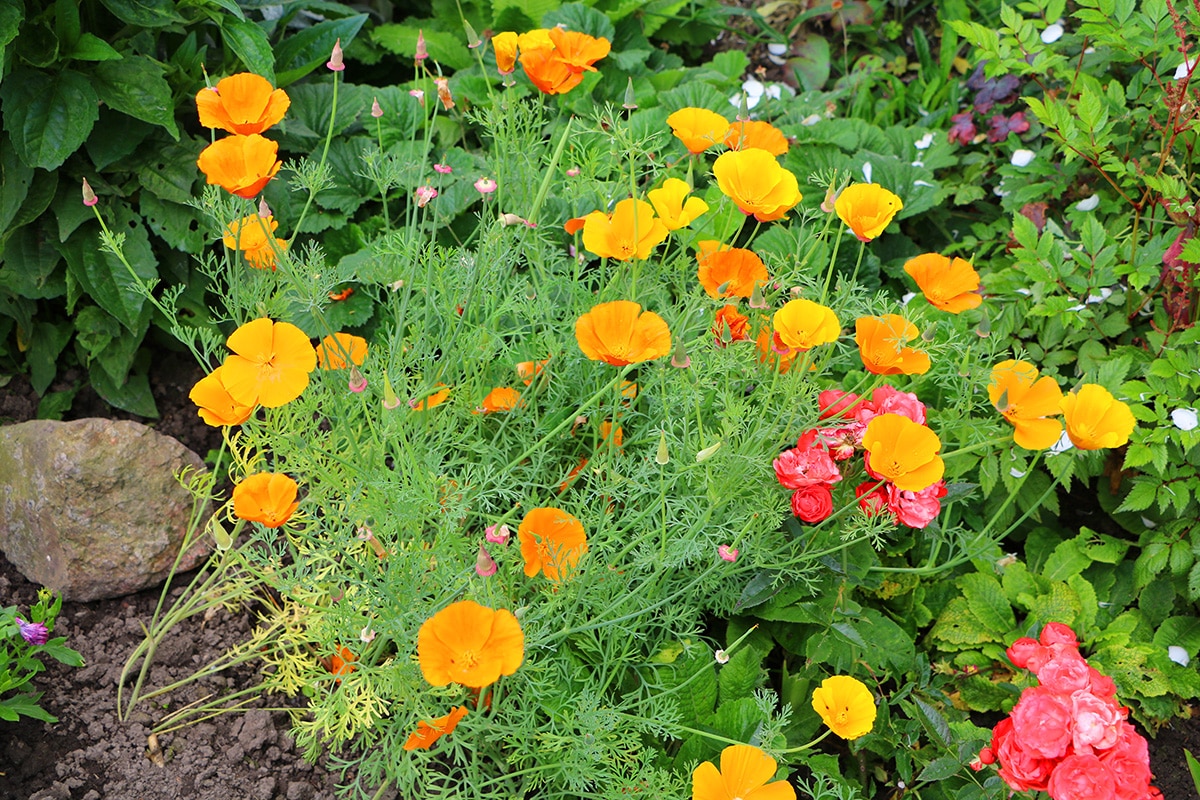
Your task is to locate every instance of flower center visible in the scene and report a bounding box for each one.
[458,649,481,669]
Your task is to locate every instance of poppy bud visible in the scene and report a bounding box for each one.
[463,20,481,49]
[371,97,383,118]
[82,177,98,207]
[671,339,690,368]
[749,281,767,309]
[696,441,723,462]
[208,516,232,551]
[655,430,669,465]
[415,29,428,62]
[327,38,345,72]
[348,365,367,393]
[623,77,637,110]
[258,198,271,218]
[475,543,497,577]
[382,373,401,409]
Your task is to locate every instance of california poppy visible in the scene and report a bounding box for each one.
[666,107,730,154]
[713,305,750,345]
[516,359,549,385]
[692,744,796,800]
[647,178,708,231]
[575,300,672,366]
[492,31,518,74]
[723,119,789,155]
[903,253,982,313]
[988,360,1064,450]
[547,27,610,73]
[861,414,944,492]
[196,73,290,136]
[812,675,877,740]
[316,333,368,370]
[329,646,356,680]
[520,46,583,95]
[581,199,669,261]
[417,600,524,687]
[403,706,469,751]
[600,420,623,450]
[772,299,841,352]
[834,183,903,242]
[476,387,522,413]
[518,507,588,581]
[1061,384,1136,450]
[221,318,317,408]
[697,247,769,299]
[854,315,931,375]
[189,366,255,427]
[757,326,799,373]
[233,472,300,528]
[411,383,451,410]
[517,28,554,52]
[197,134,281,199]
[223,214,286,270]
[713,148,802,222]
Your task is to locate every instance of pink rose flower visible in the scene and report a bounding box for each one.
[856,481,889,517]
[1007,637,1050,671]
[791,484,834,523]
[886,480,946,528]
[1037,650,1092,693]
[1099,722,1157,800]
[858,385,926,425]
[773,443,842,490]
[1010,686,1074,759]
[1040,621,1080,648]
[1046,754,1117,800]
[991,718,1055,793]
[1070,690,1125,753]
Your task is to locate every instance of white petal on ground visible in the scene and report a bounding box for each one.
[1171,408,1199,431]
[1168,646,1191,667]
[1011,149,1036,167]
[1076,195,1100,211]
[1041,23,1064,43]
[915,133,935,150]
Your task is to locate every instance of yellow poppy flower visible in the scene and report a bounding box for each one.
[647,178,709,231]
[903,253,982,313]
[692,744,796,800]
[1061,384,1136,450]
[772,298,840,352]
[861,414,944,492]
[196,72,290,135]
[220,318,316,408]
[666,107,730,154]
[854,314,931,375]
[197,134,281,199]
[518,506,588,582]
[988,360,1064,450]
[712,148,802,222]
[834,183,903,242]
[417,600,524,688]
[581,198,669,261]
[575,300,671,366]
[812,676,877,740]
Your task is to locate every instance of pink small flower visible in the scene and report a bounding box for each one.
[82,178,98,207]
[348,366,367,393]
[474,177,497,194]
[327,38,345,72]
[415,29,428,62]
[371,97,383,118]
[566,167,580,177]
[409,89,425,107]
[475,543,497,577]
[15,617,49,646]
[886,479,946,528]
[718,545,738,562]
[433,163,453,174]
[485,524,510,544]
[415,185,438,207]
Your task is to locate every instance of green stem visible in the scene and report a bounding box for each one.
[290,69,341,245]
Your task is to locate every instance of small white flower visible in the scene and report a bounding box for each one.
[1049,430,1074,454]
[1171,407,1199,431]
[862,162,873,183]
[915,132,935,150]
[1011,149,1036,167]
[764,84,782,101]
[1075,195,1100,211]
[1168,646,1191,667]
[1041,23,1064,43]
[715,649,731,664]
[1175,57,1198,81]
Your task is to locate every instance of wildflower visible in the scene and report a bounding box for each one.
[223,214,286,270]
[713,148,802,222]
[326,38,345,71]
[519,47,583,95]
[15,617,49,646]
[196,72,290,135]
[712,305,750,345]
[221,318,316,408]
[566,167,581,177]
[697,246,768,300]
[197,134,281,199]
[546,27,611,74]
[1061,384,1136,450]
[371,97,383,118]
[666,107,731,154]
[475,543,498,577]
[414,29,428,62]
[861,414,944,492]
[409,88,425,106]
[988,360,1064,450]
[812,675,877,740]
[434,76,453,109]
[415,185,438,207]
[834,183,903,242]
[515,359,548,385]
[492,31,518,74]
[600,420,624,449]
[404,706,469,751]
[485,524,511,545]
[329,646,356,680]
[81,178,98,207]
[575,300,671,366]
[417,600,524,687]
[433,163,452,174]
[233,472,300,528]
[315,333,368,370]
[410,384,451,410]
[723,119,789,155]
[772,298,841,352]
[475,177,497,194]
[717,545,738,562]
[518,507,588,582]
[692,744,796,800]
[903,253,982,313]
[476,387,522,413]
[189,365,255,427]
[647,178,709,230]
[581,198,669,261]
[854,315,931,375]
[714,649,730,664]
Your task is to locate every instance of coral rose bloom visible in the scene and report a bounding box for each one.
[666,107,730,154]
[233,472,300,528]
[417,600,524,688]
[903,252,982,313]
[581,198,669,261]
[196,72,290,135]
[862,413,944,492]
[692,744,796,800]
[1061,384,1136,450]
[812,675,877,740]
[713,148,802,222]
[518,506,588,581]
[834,183,903,241]
[575,300,671,366]
[189,365,255,427]
[197,134,281,199]
[988,360,1064,450]
[221,318,317,408]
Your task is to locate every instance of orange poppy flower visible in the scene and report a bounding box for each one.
[772,299,841,352]
[713,148,802,222]
[403,706,469,751]
[329,646,356,681]
[197,134,281,199]
[854,315,931,375]
[600,420,623,450]
[564,215,588,235]
[756,326,799,373]
[581,198,669,261]
[233,472,300,528]
[988,360,1064,450]
[697,247,769,299]
[417,600,524,688]
[547,27,610,73]
[476,387,522,413]
[517,28,554,52]
[196,72,290,135]
[647,178,709,231]
[834,183,903,242]
[1061,384,1136,450]
[519,46,584,95]
[575,300,672,366]
[316,333,368,370]
[518,507,588,581]
[812,676,877,740]
[692,744,797,800]
[666,107,730,154]
[492,31,518,74]
[223,214,286,270]
[723,119,789,155]
[713,305,750,345]
[189,365,255,427]
[221,317,317,408]
[516,359,549,385]
[861,413,944,492]
[411,383,451,410]
[903,253,982,313]
[557,457,588,493]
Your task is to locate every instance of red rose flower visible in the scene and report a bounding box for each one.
[791,484,834,523]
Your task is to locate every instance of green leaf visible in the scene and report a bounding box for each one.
[0,221,65,299]
[59,205,156,332]
[372,24,472,71]
[959,573,1015,637]
[273,14,368,87]
[718,645,765,704]
[139,194,203,252]
[1042,537,1091,582]
[1152,616,1200,657]
[89,357,157,416]
[118,139,202,205]
[0,67,99,170]
[0,1,23,50]
[917,755,962,783]
[67,32,123,61]
[542,3,616,41]
[788,34,829,92]
[221,17,275,84]
[39,639,83,667]
[0,693,56,723]
[27,320,72,394]
[911,696,952,749]
[1184,749,1200,794]
[91,56,179,139]
[96,0,183,27]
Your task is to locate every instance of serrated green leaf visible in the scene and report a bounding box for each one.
[0,67,99,170]
[917,755,962,783]
[542,3,616,41]
[959,572,1015,637]
[1028,581,1082,627]
[59,205,156,332]
[91,56,178,139]
[929,596,996,648]
[1135,542,1170,588]
[1152,616,1200,657]
[274,14,368,87]
[718,644,765,704]
[1042,537,1091,581]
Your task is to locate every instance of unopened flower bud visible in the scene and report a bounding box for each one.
[371,97,383,118]
[671,339,690,368]
[463,20,481,49]
[382,373,401,409]
[655,430,669,465]
[327,38,345,72]
[348,365,367,393]
[696,441,723,462]
[208,516,232,551]
[623,77,637,110]
[749,281,767,309]
[82,178,98,207]
[717,544,738,562]
[737,92,750,121]
[258,198,271,218]
[415,29,428,62]
[475,542,497,577]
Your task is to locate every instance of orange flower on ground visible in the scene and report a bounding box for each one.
[812,676,877,740]
[834,183,903,242]
[196,73,290,135]
[404,706,469,751]
[1061,384,1136,450]
[233,472,300,528]
[620,380,638,399]
[575,300,672,366]
[316,332,368,370]
[666,107,730,154]
[547,27,611,73]
[697,247,769,299]
[647,178,709,231]
[329,646,356,681]
[724,119,789,155]
[988,360,1064,450]
[520,47,583,95]
[581,198,669,261]
[475,387,522,414]
[222,214,287,270]
[713,148,802,222]
[516,359,549,385]
[903,253,982,313]
[189,365,255,427]
[861,413,944,492]
[713,305,750,345]
[772,299,841,352]
[221,318,317,408]
[692,744,796,800]
[854,314,931,375]
[197,134,281,199]
[600,420,623,450]
[411,383,450,410]
[492,31,518,74]
[557,458,588,493]
[518,507,588,581]
[417,600,524,688]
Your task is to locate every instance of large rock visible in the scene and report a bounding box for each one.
[0,419,211,601]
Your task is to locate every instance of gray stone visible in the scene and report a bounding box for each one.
[0,419,210,601]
